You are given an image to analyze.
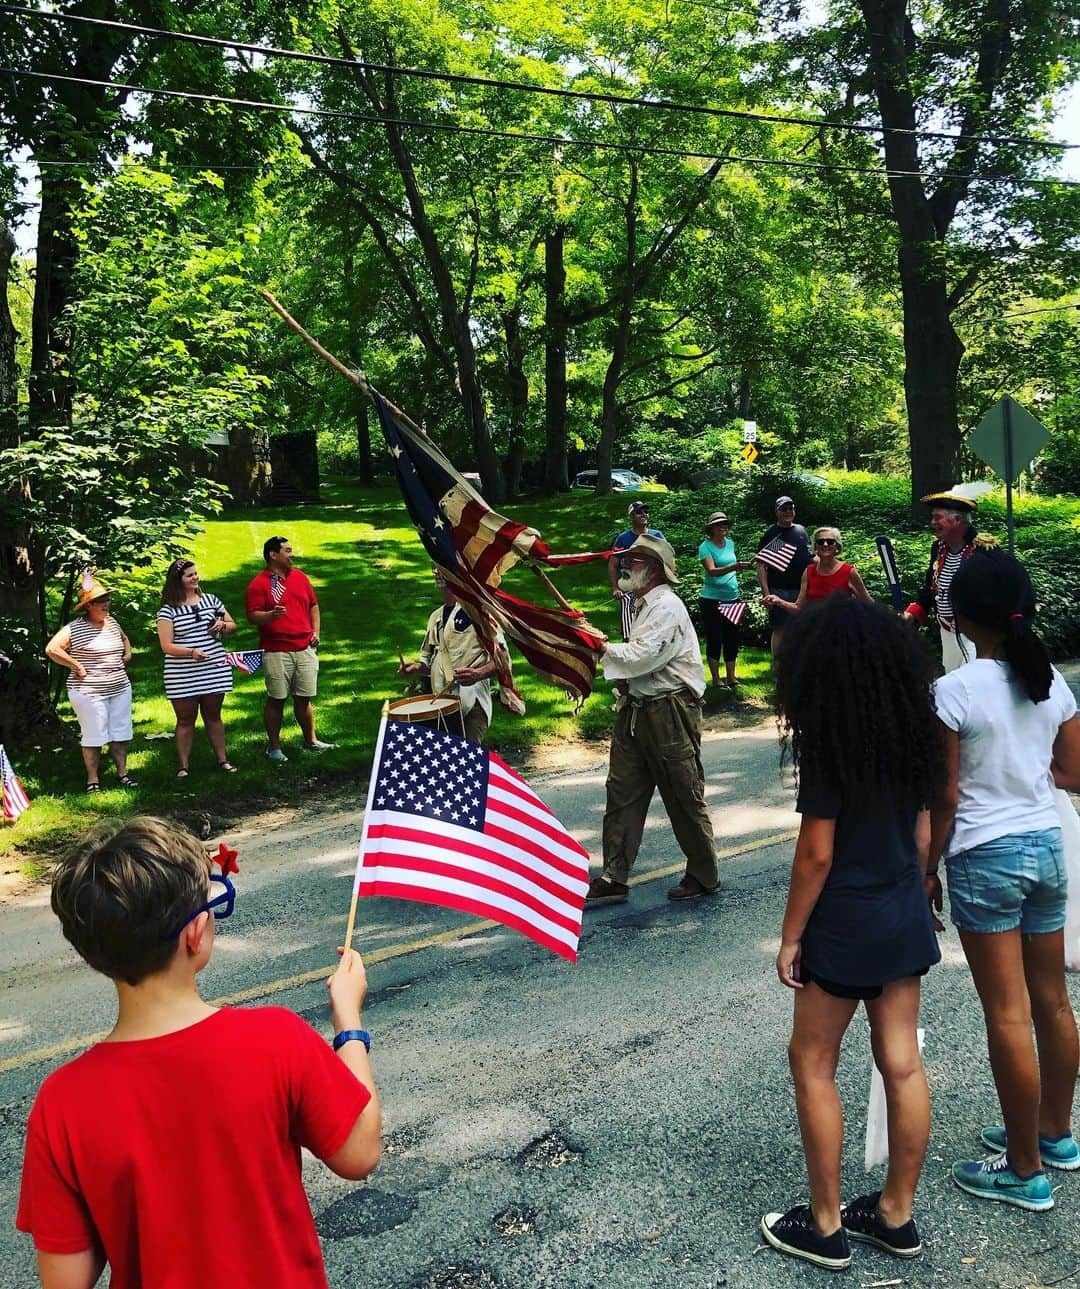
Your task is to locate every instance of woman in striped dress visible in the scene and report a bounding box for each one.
[46,575,136,791]
[157,559,238,777]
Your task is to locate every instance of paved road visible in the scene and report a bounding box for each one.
[1,702,1079,1288]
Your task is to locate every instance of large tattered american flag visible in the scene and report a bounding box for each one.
[370,389,606,702]
[0,744,30,822]
[755,538,797,573]
[355,719,590,961]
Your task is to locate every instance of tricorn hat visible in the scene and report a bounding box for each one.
[704,511,732,530]
[622,534,679,585]
[920,491,977,514]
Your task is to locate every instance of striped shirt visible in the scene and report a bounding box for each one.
[67,618,130,698]
[157,594,233,700]
[935,550,964,628]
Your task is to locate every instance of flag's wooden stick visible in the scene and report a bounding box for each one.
[344,706,390,950]
[530,564,575,612]
[259,290,427,438]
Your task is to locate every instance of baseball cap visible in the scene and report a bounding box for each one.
[627,500,650,515]
[774,495,795,510]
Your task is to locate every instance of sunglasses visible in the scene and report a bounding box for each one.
[815,538,838,548]
[163,875,236,941]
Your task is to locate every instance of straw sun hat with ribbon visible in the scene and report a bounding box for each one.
[74,568,113,612]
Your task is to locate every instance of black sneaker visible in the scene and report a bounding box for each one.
[761,1204,851,1271]
[584,877,629,905]
[841,1191,922,1258]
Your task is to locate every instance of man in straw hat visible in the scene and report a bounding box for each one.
[903,492,979,673]
[586,534,721,906]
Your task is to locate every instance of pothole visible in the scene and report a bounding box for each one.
[492,1203,537,1237]
[517,1129,584,1170]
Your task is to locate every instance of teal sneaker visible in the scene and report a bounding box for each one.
[980,1125,1080,1172]
[952,1154,1053,1211]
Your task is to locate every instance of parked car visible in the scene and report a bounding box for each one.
[570,469,643,491]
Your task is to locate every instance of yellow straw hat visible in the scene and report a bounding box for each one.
[74,570,113,612]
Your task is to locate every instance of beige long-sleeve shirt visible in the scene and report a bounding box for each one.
[602,584,705,699]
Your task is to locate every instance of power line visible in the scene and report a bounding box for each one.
[9,67,1079,189]
[1003,302,1080,319]
[5,2,1075,154]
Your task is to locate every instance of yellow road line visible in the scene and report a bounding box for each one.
[0,829,796,1076]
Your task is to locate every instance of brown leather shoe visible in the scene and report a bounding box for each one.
[667,874,721,901]
[584,876,630,905]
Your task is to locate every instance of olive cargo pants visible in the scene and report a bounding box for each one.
[601,691,719,889]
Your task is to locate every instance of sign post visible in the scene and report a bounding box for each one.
[967,396,1050,555]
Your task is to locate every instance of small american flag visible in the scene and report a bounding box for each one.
[269,575,286,605]
[0,744,30,822]
[717,601,746,627]
[755,539,797,573]
[224,650,264,674]
[355,719,590,961]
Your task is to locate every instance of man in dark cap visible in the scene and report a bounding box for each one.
[903,492,979,672]
[609,501,664,641]
[756,496,811,657]
[586,534,721,906]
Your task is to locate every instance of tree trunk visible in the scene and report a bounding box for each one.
[543,227,569,492]
[595,167,638,496]
[28,165,81,429]
[0,217,64,752]
[502,309,528,498]
[899,244,964,503]
[737,376,752,420]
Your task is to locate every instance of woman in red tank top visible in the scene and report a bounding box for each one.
[764,527,871,619]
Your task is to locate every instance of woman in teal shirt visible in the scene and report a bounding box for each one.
[699,511,751,688]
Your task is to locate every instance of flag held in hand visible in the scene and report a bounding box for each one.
[355,719,590,961]
[0,745,30,822]
[754,539,797,574]
[224,650,264,674]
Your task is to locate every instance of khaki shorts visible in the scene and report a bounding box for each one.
[264,647,319,699]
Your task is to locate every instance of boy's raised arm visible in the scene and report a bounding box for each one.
[322,949,382,1180]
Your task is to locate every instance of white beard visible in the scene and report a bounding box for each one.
[617,569,650,594]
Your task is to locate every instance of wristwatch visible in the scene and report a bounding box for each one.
[332,1029,371,1053]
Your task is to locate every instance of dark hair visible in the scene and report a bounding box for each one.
[51,817,211,986]
[949,547,1052,703]
[160,558,195,607]
[263,535,288,562]
[774,597,944,808]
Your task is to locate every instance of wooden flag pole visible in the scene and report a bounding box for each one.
[345,706,390,950]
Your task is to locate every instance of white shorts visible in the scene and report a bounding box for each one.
[68,687,134,746]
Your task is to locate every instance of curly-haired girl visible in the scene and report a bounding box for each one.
[761,596,943,1271]
[929,547,1080,1210]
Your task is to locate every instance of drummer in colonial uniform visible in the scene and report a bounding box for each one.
[398,569,501,742]
[903,491,979,672]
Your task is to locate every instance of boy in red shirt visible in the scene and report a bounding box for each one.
[16,817,380,1289]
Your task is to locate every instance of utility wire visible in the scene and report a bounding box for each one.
[1002,302,1080,319]
[4,2,1074,153]
[8,67,1080,189]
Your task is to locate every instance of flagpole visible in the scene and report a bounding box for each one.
[344,708,391,950]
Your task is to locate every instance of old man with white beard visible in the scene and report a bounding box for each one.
[585,534,721,906]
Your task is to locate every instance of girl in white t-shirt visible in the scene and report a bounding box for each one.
[929,547,1080,1212]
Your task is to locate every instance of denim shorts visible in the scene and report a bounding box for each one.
[946,827,1066,935]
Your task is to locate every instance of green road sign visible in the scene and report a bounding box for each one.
[968,395,1050,484]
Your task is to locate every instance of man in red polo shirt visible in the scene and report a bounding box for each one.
[245,536,334,761]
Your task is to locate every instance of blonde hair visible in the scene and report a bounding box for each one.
[812,526,843,553]
[51,817,211,985]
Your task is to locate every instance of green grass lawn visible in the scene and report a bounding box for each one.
[4,481,774,866]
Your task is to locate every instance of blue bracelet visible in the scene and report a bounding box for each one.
[332,1028,371,1053]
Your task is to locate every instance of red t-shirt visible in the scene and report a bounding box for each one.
[244,567,319,652]
[16,1007,370,1289]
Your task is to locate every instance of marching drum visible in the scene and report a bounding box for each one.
[386,693,464,735]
